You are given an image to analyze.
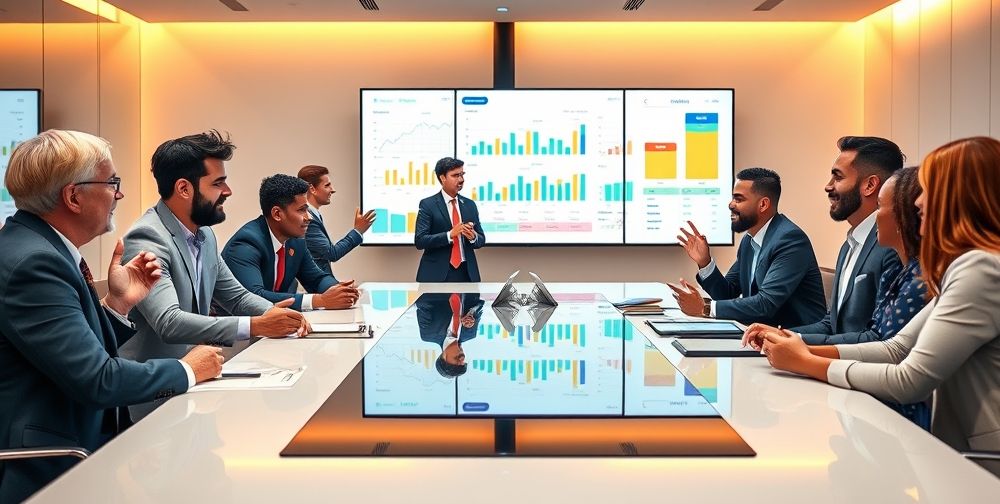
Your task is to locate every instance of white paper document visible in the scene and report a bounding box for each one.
[188,363,306,392]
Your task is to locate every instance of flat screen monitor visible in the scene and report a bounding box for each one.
[359,88,734,246]
[1,89,41,224]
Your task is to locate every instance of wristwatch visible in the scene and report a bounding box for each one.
[701,298,712,318]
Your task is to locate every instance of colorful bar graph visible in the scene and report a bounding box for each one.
[644,142,678,179]
[370,290,419,311]
[601,182,634,202]
[372,208,418,234]
[471,174,586,202]
[469,125,587,157]
[381,162,435,186]
[472,359,586,387]
[685,113,719,180]
[601,319,634,340]
[604,359,633,373]
[410,349,438,369]
[478,323,587,347]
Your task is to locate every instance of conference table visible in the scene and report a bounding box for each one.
[29,282,1000,503]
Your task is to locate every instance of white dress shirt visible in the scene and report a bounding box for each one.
[836,211,877,310]
[165,210,251,340]
[268,226,314,310]
[441,190,478,263]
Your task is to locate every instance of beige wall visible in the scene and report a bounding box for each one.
[0,8,141,279]
[136,20,865,284]
[12,0,988,283]
[863,0,1000,159]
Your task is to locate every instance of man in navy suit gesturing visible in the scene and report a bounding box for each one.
[415,157,486,282]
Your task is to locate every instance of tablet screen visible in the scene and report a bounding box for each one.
[648,321,743,334]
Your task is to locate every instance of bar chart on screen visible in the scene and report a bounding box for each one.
[362,90,455,243]
[624,90,734,245]
[456,89,625,244]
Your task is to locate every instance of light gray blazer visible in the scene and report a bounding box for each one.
[120,200,272,364]
[829,250,1000,475]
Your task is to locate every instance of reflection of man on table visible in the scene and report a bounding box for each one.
[417,293,484,378]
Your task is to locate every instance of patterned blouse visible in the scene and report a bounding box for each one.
[869,259,931,430]
[869,259,927,340]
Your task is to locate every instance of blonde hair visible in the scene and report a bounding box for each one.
[4,129,111,215]
[918,136,1000,297]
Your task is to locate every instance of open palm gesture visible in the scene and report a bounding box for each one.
[105,239,161,314]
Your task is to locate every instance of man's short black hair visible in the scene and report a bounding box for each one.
[434,157,464,182]
[435,354,468,378]
[151,129,235,199]
[837,136,905,180]
[736,167,782,206]
[259,174,309,216]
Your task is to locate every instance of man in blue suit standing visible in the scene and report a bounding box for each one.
[670,167,827,327]
[223,174,359,311]
[416,293,485,377]
[297,165,376,276]
[0,130,223,502]
[415,157,486,282]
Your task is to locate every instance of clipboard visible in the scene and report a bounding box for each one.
[307,323,374,339]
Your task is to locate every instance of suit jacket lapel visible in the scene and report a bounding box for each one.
[739,234,753,295]
[255,217,279,290]
[436,195,452,227]
[155,200,200,304]
[829,241,850,325]
[309,207,330,239]
[840,225,879,310]
[12,211,118,352]
[749,214,784,295]
[198,231,215,315]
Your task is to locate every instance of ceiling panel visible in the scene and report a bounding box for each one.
[103,0,899,23]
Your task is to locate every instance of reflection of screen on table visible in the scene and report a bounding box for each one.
[1,90,41,224]
[360,88,734,245]
[363,296,730,417]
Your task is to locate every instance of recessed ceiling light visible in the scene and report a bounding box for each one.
[496,6,509,12]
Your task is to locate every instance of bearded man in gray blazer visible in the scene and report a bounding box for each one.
[121,130,309,418]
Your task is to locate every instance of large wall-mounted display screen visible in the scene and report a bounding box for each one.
[1,90,41,225]
[361,88,733,246]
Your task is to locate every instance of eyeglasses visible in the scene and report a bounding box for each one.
[75,176,122,193]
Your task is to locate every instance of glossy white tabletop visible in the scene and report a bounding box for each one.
[29,282,1000,503]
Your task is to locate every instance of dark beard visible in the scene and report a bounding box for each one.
[731,212,758,233]
[191,187,226,227]
[829,179,863,222]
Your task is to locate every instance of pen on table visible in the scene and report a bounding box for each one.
[218,371,262,379]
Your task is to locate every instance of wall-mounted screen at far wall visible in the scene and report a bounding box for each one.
[360,88,734,246]
[1,89,41,225]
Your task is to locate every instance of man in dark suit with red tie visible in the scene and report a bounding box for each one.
[414,157,486,282]
[222,174,358,311]
[416,293,485,377]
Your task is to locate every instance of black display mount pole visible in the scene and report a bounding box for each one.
[493,22,515,89]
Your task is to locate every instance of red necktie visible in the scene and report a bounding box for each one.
[79,258,96,290]
[449,293,462,334]
[449,198,462,269]
[274,245,286,290]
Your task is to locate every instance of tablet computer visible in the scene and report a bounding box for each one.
[671,339,763,358]
[646,320,743,337]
